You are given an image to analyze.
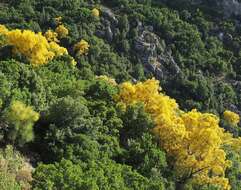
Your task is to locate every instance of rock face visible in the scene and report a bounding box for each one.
[101,6,118,24]
[134,22,180,80]
[96,7,180,80]
[96,6,118,42]
[193,0,241,17]
[167,0,241,17]
[216,0,241,17]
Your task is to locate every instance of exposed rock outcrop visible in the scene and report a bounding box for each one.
[134,23,180,80]
[192,0,241,17]
[96,7,180,80]
[216,0,241,17]
[95,6,118,42]
[101,6,118,25]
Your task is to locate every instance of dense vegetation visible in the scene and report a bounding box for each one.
[0,0,241,190]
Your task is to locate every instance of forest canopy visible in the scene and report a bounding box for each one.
[0,0,241,190]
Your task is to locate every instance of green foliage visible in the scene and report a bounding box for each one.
[118,104,167,177]
[0,0,241,189]
[225,148,241,190]
[33,158,165,190]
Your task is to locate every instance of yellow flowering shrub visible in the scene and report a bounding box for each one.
[223,110,240,126]
[44,29,59,43]
[6,29,55,66]
[0,24,9,46]
[96,75,117,86]
[54,16,62,25]
[116,78,241,190]
[4,101,40,145]
[70,57,77,66]
[55,24,69,39]
[49,42,68,57]
[92,8,100,17]
[0,25,68,66]
[0,24,8,36]
[7,101,40,122]
[74,39,90,55]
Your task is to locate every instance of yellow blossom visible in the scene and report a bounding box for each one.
[96,75,117,86]
[0,24,68,66]
[0,24,9,46]
[70,57,77,66]
[54,16,62,25]
[223,110,240,126]
[49,42,68,57]
[6,29,55,66]
[92,8,100,17]
[74,39,90,55]
[8,101,39,122]
[44,29,59,43]
[0,24,8,35]
[55,24,69,39]
[115,78,240,190]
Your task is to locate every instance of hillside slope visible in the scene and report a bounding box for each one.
[0,1,241,190]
